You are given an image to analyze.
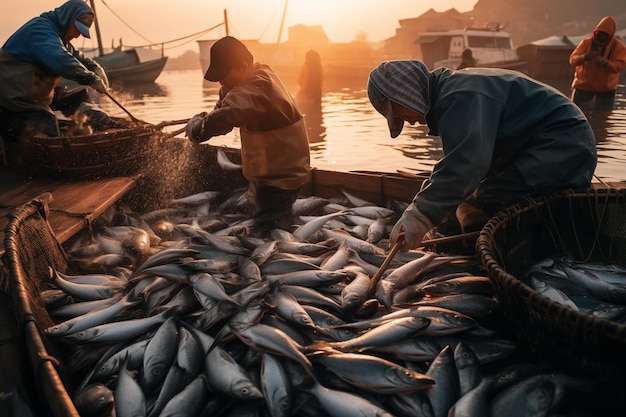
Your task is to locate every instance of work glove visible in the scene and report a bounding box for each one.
[388,203,433,252]
[592,55,609,67]
[185,112,207,142]
[90,76,108,94]
[92,64,109,90]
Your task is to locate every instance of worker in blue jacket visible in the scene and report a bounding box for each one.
[367,60,597,251]
[0,0,108,147]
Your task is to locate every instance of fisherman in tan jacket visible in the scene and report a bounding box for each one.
[185,36,311,235]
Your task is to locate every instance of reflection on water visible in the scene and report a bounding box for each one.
[98,70,626,183]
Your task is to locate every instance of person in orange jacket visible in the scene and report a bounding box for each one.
[569,16,626,120]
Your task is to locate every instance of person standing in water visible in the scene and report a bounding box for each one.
[569,16,626,121]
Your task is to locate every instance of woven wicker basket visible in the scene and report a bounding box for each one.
[30,125,161,178]
[2,193,79,417]
[477,189,626,381]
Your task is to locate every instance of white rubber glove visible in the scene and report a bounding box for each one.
[389,203,433,252]
[90,77,108,94]
[185,112,207,142]
[92,64,109,89]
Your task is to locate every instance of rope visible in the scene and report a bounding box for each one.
[99,0,154,44]
[95,0,225,52]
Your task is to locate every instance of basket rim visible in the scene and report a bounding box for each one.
[477,188,626,341]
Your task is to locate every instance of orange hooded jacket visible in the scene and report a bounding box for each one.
[569,16,626,92]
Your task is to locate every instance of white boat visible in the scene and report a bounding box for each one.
[416,25,525,71]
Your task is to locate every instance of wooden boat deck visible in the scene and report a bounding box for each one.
[0,171,140,255]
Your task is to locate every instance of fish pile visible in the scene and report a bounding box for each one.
[525,256,626,322]
[37,187,621,417]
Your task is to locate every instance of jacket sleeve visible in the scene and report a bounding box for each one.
[414,92,501,224]
[26,26,97,85]
[606,40,626,73]
[569,38,591,66]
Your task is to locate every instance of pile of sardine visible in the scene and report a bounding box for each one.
[524,256,626,322]
[40,185,618,417]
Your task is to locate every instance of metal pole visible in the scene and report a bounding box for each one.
[89,0,105,56]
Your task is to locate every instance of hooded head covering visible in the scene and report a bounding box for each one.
[367,60,431,138]
[593,16,616,45]
[48,0,94,37]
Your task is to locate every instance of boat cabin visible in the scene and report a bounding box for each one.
[416,27,519,70]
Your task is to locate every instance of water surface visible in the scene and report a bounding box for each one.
[99,69,626,183]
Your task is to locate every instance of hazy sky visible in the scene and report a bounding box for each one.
[1,0,478,56]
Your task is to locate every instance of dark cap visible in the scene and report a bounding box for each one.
[204,36,253,82]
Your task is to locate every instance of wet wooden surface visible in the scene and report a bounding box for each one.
[0,172,139,255]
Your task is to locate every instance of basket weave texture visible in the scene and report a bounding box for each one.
[477,189,626,380]
[30,125,160,178]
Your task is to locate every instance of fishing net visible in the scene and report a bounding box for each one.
[1,192,79,417]
[478,188,626,381]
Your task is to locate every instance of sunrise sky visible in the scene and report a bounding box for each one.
[1,0,479,55]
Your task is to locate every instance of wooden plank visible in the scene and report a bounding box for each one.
[0,174,139,253]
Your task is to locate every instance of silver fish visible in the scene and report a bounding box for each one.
[340,267,371,312]
[454,342,482,397]
[316,316,431,353]
[294,210,351,241]
[266,269,349,287]
[172,190,222,205]
[142,316,179,393]
[308,381,395,417]
[157,374,209,417]
[92,339,149,381]
[50,267,122,301]
[234,323,314,373]
[217,148,242,171]
[531,276,579,310]
[313,352,435,394]
[260,353,294,417]
[146,365,187,417]
[46,292,140,336]
[114,357,146,417]
[130,247,200,279]
[426,345,460,417]
[204,346,263,400]
[320,228,385,256]
[73,383,115,417]
[63,307,175,344]
[188,272,241,308]
[249,240,278,265]
[293,196,331,216]
[48,293,124,320]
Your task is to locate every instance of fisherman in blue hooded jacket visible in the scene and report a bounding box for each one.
[0,0,109,147]
[367,60,597,252]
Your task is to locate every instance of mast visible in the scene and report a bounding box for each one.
[89,0,104,56]
[224,9,229,36]
[276,0,288,44]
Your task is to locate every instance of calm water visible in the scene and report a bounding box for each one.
[99,69,626,183]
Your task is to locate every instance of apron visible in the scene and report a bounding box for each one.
[240,118,310,190]
[0,50,58,114]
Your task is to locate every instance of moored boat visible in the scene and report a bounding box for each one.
[416,25,527,71]
[93,47,168,84]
